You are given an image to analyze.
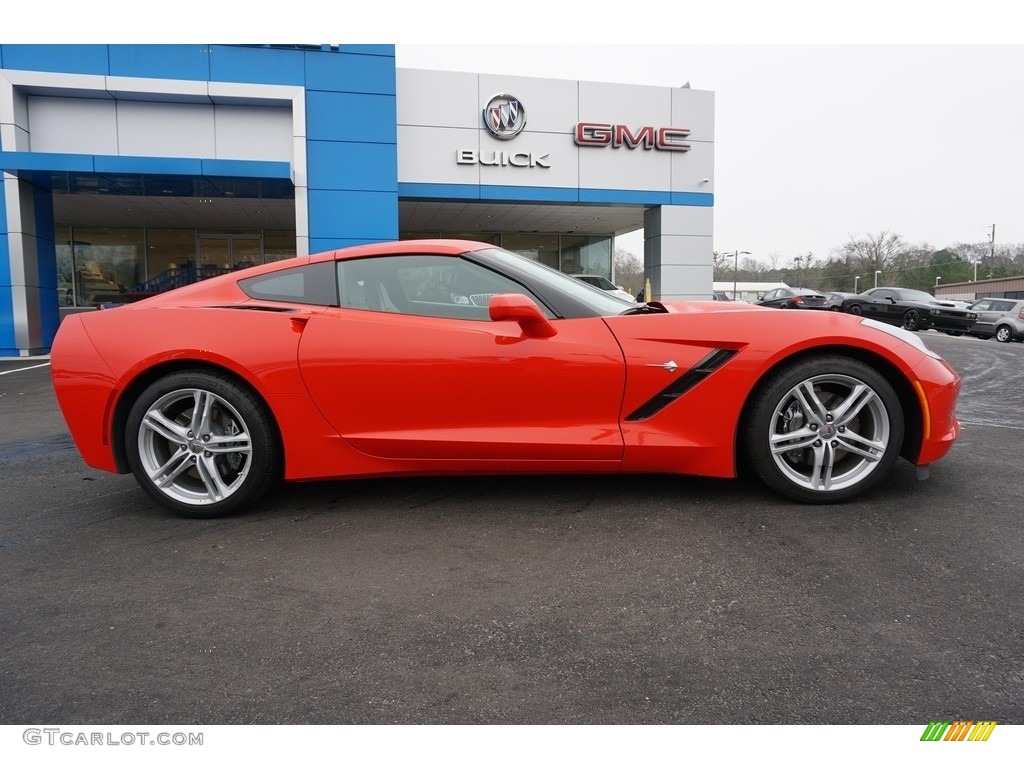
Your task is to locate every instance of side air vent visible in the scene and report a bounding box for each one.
[625,349,737,421]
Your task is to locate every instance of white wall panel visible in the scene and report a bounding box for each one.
[669,143,714,191]
[650,202,714,235]
[657,262,715,300]
[579,141,671,191]
[477,132,579,189]
[397,69,479,128]
[398,125,482,185]
[671,88,715,142]
[214,105,292,161]
[578,82,672,127]
[27,96,119,154]
[116,101,216,158]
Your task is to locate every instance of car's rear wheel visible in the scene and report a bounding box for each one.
[125,371,281,518]
[848,304,863,316]
[743,356,904,504]
[996,325,1013,343]
[902,309,922,331]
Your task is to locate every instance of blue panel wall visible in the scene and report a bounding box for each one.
[0,44,110,74]
[305,51,396,95]
[108,44,211,81]
[33,184,59,349]
[306,91,397,143]
[307,141,397,192]
[304,46,398,248]
[210,45,306,86]
[308,190,399,241]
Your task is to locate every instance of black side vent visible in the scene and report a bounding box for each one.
[625,348,738,421]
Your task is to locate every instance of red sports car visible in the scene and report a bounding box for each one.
[50,240,962,518]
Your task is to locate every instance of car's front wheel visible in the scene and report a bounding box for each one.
[125,370,281,518]
[902,308,922,331]
[743,356,904,503]
[995,325,1013,343]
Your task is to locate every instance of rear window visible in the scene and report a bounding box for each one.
[239,262,337,306]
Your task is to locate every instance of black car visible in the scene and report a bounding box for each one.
[825,291,859,311]
[839,287,977,334]
[756,287,828,309]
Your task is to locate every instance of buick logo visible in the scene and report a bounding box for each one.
[482,94,526,140]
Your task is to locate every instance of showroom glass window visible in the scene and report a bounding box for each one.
[560,235,612,279]
[68,228,145,307]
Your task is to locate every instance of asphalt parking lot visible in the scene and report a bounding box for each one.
[0,333,1021,726]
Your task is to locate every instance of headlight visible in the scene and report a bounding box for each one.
[859,318,942,359]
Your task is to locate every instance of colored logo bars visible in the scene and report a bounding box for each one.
[920,721,997,742]
[482,94,526,140]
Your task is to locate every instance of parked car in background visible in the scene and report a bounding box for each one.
[825,291,859,311]
[756,287,828,310]
[967,297,1024,342]
[573,274,638,303]
[840,287,977,334]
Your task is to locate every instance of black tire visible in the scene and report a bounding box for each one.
[995,325,1013,343]
[743,356,904,504]
[125,370,281,518]
[848,304,863,316]
[902,309,922,331]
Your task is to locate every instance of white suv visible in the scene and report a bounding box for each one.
[967,298,1024,342]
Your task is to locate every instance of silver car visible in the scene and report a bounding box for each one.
[967,298,1024,342]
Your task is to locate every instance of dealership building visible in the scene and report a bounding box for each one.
[0,44,715,356]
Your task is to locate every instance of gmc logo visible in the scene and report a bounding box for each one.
[574,123,691,151]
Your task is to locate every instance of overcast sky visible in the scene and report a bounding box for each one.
[396,42,1024,264]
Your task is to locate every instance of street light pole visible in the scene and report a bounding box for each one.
[874,270,882,288]
[731,250,750,300]
[935,276,942,288]
[854,275,859,293]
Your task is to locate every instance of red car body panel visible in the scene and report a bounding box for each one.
[50,240,962,492]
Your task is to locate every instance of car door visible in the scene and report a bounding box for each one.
[297,254,626,463]
[860,288,899,323]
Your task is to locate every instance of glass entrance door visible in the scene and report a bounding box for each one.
[198,235,263,272]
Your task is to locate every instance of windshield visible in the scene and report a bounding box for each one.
[477,247,638,315]
[899,289,937,302]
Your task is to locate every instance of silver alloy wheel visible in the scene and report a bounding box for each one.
[767,373,891,492]
[136,387,253,506]
[996,325,1012,343]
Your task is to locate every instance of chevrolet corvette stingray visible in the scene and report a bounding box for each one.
[50,240,962,518]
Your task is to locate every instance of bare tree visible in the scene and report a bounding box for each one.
[613,247,644,295]
[839,231,909,281]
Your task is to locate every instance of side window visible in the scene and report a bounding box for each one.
[239,261,337,306]
[993,300,1014,312]
[972,300,991,312]
[336,254,548,320]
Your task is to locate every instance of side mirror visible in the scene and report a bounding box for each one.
[489,294,557,338]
